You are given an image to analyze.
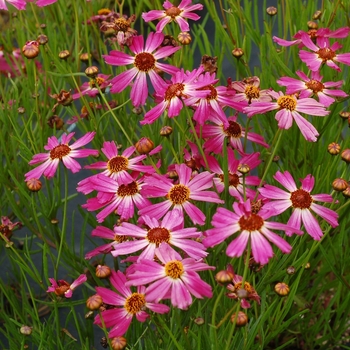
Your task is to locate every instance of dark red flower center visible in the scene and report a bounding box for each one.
[125,293,146,314]
[219,173,240,187]
[290,189,312,209]
[277,95,297,111]
[168,184,190,205]
[239,213,264,231]
[147,227,170,244]
[164,83,185,101]
[134,52,156,72]
[317,47,336,62]
[165,6,182,18]
[224,120,242,138]
[107,156,129,173]
[305,79,324,93]
[198,84,218,100]
[165,260,184,279]
[117,181,138,197]
[50,144,71,160]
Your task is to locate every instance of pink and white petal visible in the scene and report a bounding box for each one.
[274,171,297,192]
[145,278,172,301]
[326,60,341,71]
[43,159,60,179]
[226,231,250,258]
[171,281,192,309]
[299,51,322,71]
[155,17,171,32]
[95,287,125,306]
[292,112,319,142]
[139,200,173,220]
[29,152,50,165]
[250,231,274,265]
[176,16,190,32]
[142,10,165,22]
[286,210,302,236]
[110,271,132,298]
[312,193,334,202]
[135,310,150,323]
[317,92,335,107]
[103,51,134,66]
[301,210,323,240]
[142,101,167,124]
[145,32,164,52]
[131,72,148,106]
[111,240,148,257]
[108,315,133,338]
[334,53,350,66]
[146,302,170,314]
[300,174,314,192]
[310,203,338,227]
[260,227,292,253]
[275,109,293,129]
[129,35,144,54]
[273,36,301,46]
[182,201,206,225]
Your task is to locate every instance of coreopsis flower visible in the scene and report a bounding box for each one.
[0,216,22,243]
[207,149,261,201]
[299,33,350,72]
[184,72,242,126]
[126,244,215,310]
[228,76,272,108]
[139,163,224,225]
[103,32,181,106]
[72,74,112,100]
[47,274,87,298]
[94,270,170,338]
[141,66,210,125]
[258,171,339,240]
[183,140,204,171]
[277,70,348,107]
[142,0,203,33]
[112,210,207,261]
[199,114,269,154]
[0,0,26,10]
[244,90,329,142]
[85,225,129,260]
[225,265,260,308]
[81,173,150,223]
[25,132,98,181]
[203,200,302,265]
[273,27,350,47]
[77,142,156,194]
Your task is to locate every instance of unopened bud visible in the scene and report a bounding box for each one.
[80,52,91,62]
[327,142,341,155]
[86,294,103,310]
[307,21,318,29]
[26,178,42,192]
[178,32,192,45]
[274,282,289,296]
[160,125,173,136]
[232,48,244,58]
[22,41,40,59]
[135,137,154,154]
[110,336,127,350]
[332,178,348,192]
[85,66,99,78]
[37,34,48,45]
[312,10,322,20]
[95,265,111,279]
[341,149,350,163]
[230,311,248,326]
[266,6,277,16]
[58,50,70,60]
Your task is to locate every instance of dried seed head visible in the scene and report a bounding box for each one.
[26,178,42,192]
[100,337,108,348]
[37,34,48,45]
[327,142,341,155]
[22,40,40,59]
[80,52,91,62]
[47,115,64,130]
[95,265,111,279]
[230,311,248,326]
[160,125,173,136]
[178,32,192,45]
[266,6,277,16]
[85,65,99,78]
[341,149,350,163]
[307,21,318,29]
[132,106,142,115]
[332,178,348,192]
[58,50,70,60]
[161,34,178,48]
[201,54,218,74]
[135,137,154,154]
[274,282,290,296]
[40,23,46,29]
[286,266,295,275]
[312,10,322,20]
[111,336,127,350]
[86,294,103,310]
[232,48,244,58]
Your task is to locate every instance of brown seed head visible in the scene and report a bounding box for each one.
[37,34,48,45]
[47,115,64,130]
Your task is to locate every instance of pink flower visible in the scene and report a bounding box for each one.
[47,274,87,298]
[35,0,57,7]
[198,114,269,154]
[0,0,26,10]
[258,171,339,240]
[77,142,156,194]
[103,32,181,106]
[85,225,129,260]
[207,149,261,201]
[139,163,224,225]
[25,132,98,181]
[299,33,350,72]
[277,70,348,107]
[72,74,111,100]
[142,0,203,33]
[203,200,302,265]
[0,216,22,243]
[81,173,150,223]
[141,66,210,125]
[126,243,214,310]
[95,270,169,338]
[244,91,329,142]
[112,209,207,261]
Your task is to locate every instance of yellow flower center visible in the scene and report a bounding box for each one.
[277,95,297,111]
[165,260,184,279]
[117,181,139,197]
[168,184,190,205]
[124,293,146,314]
[107,156,129,173]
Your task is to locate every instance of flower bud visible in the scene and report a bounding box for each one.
[307,21,318,29]
[230,311,248,327]
[58,50,70,60]
[327,142,340,155]
[47,115,64,130]
[26,178,42,192]
[37,34,48,45]
[18,107,25,114]
[274,282,289,296]
[342,185,350,198]
[160,125,173,136]
[20,325,33,336]
[178,32,192,45]
[215,269,234,284]
[86,294,103,310]
[111,336,127,350]
[312,10,322,20]
[95,265,111,279]
[341,149,350,163]
[339,111,350,119]
[135,137,154,154]
[232,48,244,58]
[51,218,59,224]
[332,178,348,192]
[286,266,295,275]
[237,163,250,174]
[266,6,277,16]
[85,65,99,78]
[22,41,40,59]
[79,52,91,62]
[194,317,205,325]
[304,262,311,269]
